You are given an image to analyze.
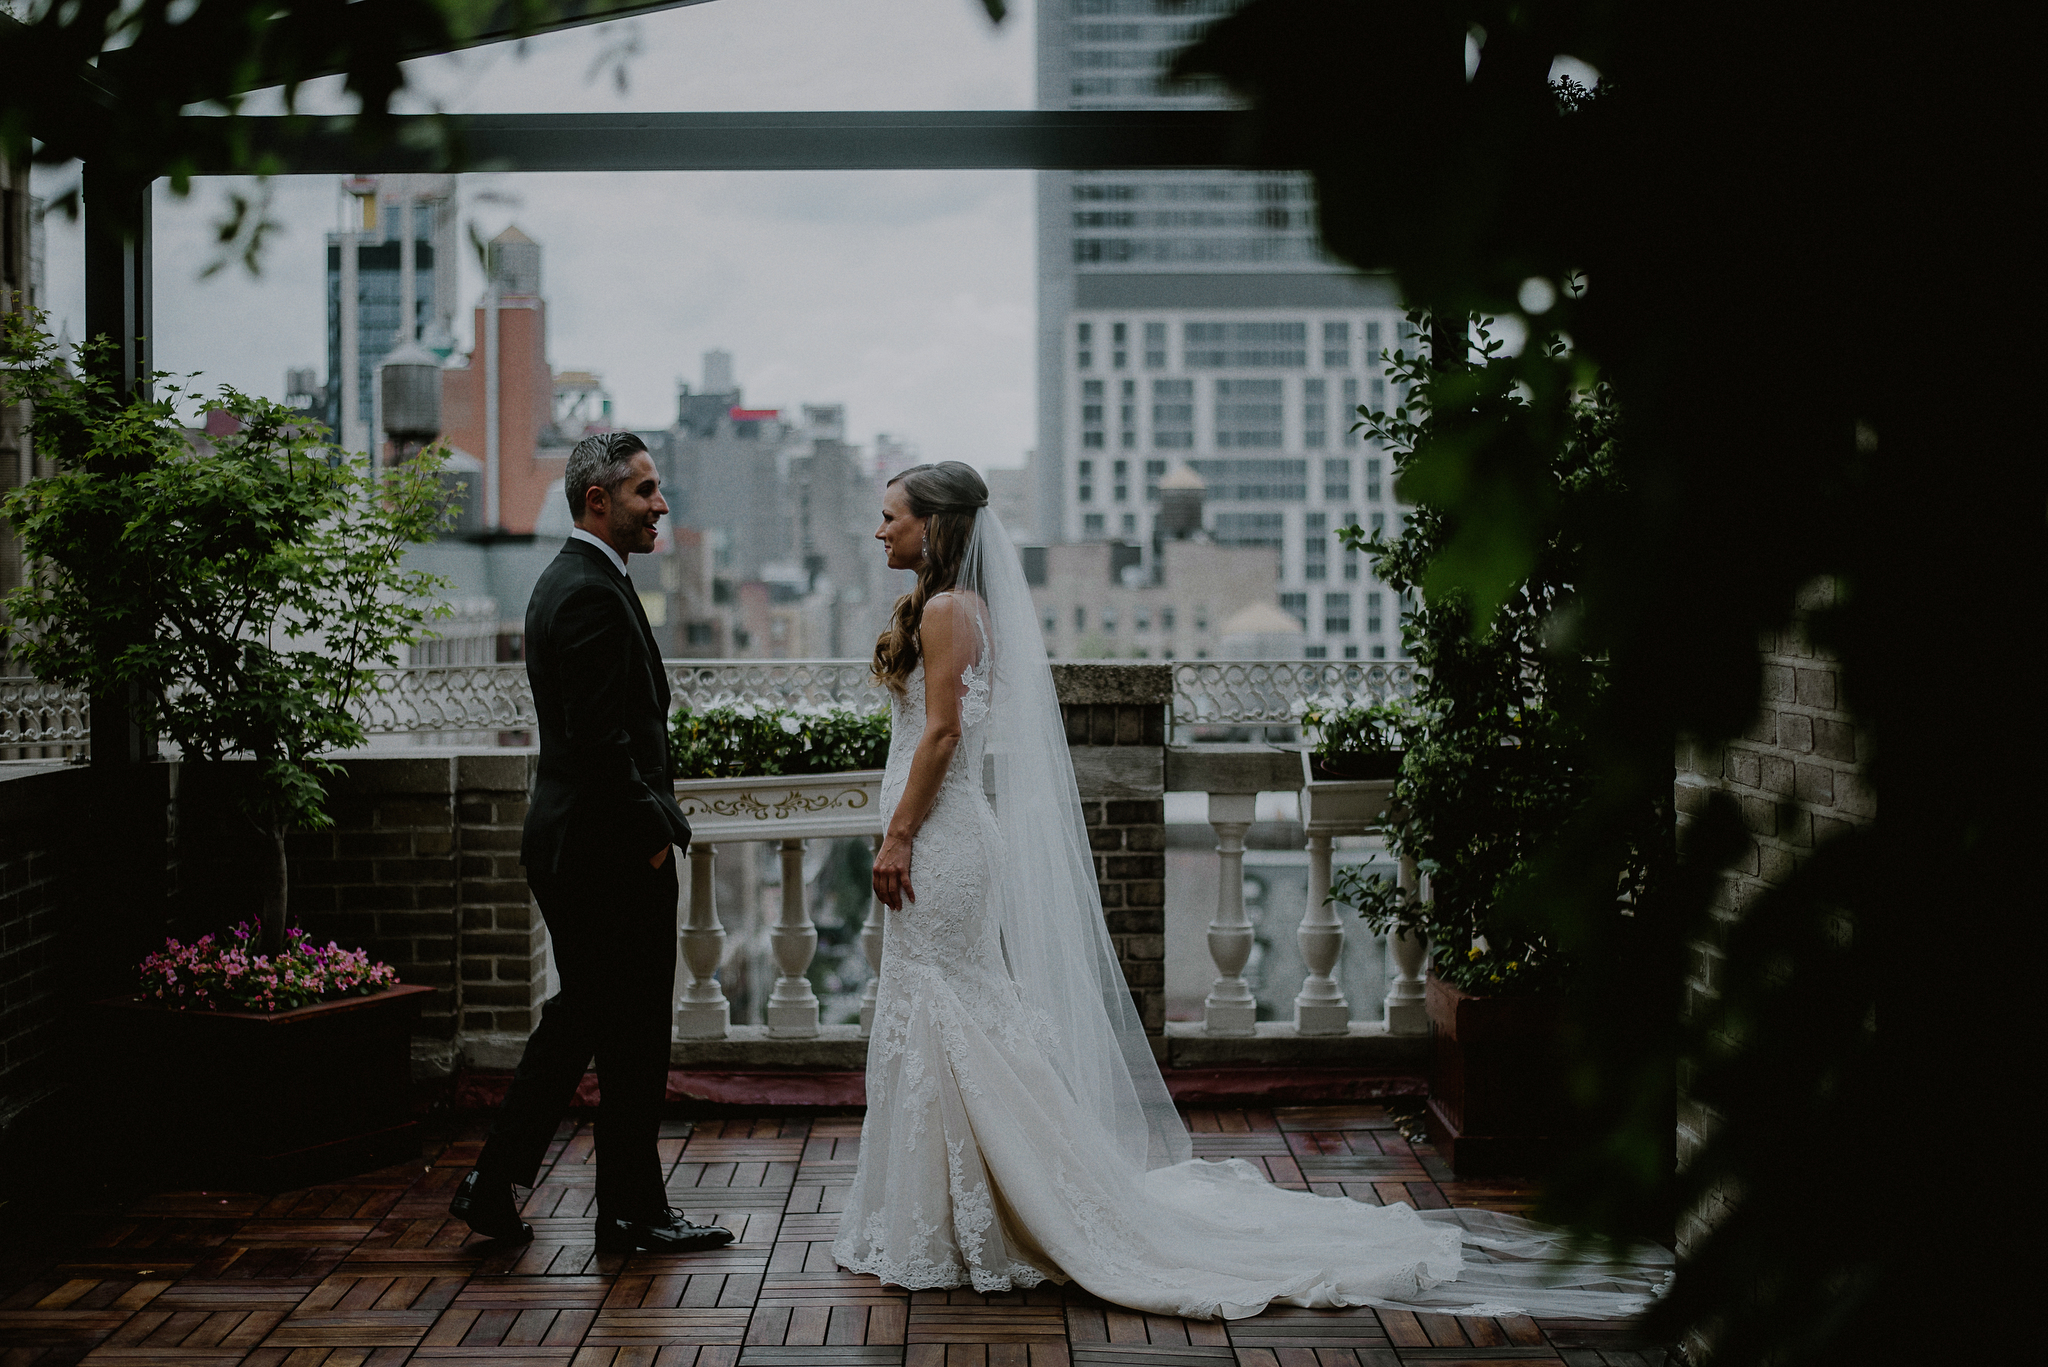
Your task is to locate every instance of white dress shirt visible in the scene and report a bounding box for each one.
[569,526,628,577]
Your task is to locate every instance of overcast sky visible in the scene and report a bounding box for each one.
[31,0,1040,470]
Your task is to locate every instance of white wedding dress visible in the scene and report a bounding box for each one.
[833,524,1668,1323]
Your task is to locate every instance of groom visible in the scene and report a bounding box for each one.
[449,431,732,1254]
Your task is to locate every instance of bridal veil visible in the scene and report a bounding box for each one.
[953,506,1191,1173]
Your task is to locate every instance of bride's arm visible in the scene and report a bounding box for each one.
[871,595,971,911]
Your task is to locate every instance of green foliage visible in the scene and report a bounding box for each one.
[0,308,452,843]
[1178,5,2034,1360]
[671,703,889,781]
[0,1,690,250]
[1300,699,1413,759]
[1322,311,1661,1000]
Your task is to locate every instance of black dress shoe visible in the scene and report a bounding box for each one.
[596,1208,735,1253]
[449,1171,533,1243]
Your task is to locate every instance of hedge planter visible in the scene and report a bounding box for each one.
[1424,974,1566,1176]
[88,983,434,1188]
[1308,749,1405,782]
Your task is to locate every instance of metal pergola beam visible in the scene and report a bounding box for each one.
[183,110,1262,175]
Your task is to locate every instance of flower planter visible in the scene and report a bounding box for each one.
[673,768,887,841]
[87,983,435,1188]
[1424,973,1566,1176]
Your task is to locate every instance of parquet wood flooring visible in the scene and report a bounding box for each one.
[0,1108,1671,1367]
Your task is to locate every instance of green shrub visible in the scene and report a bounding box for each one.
[670,703,890,780]
[1324,311,1664,999]
[1301,700,1414,758]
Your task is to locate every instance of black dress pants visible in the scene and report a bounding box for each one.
[475,852,678,1220]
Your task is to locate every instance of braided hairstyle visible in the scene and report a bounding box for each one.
[871,461,989,696]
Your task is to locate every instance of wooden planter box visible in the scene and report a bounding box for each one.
[1425,973,1566,1176]
[87,983,435,1188]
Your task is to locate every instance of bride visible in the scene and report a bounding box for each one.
[831,461,1667,1321]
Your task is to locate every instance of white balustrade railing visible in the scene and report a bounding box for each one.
[671,769,886,1041]
[1200,792,1260,1037]
[1194,751,1427,1039]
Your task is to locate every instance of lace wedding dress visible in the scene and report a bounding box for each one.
[832,523,1669,1323]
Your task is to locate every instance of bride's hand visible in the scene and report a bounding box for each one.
[872,834,915,910]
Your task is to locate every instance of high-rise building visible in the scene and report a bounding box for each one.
[1036,0,1412,661]
[659,357,907,661]
[1,153,45,671]
[323,175,458,455]
[438,225,573,536]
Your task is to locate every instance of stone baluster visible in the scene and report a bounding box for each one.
[860,833,885,1036]
[765,838,822,1038]
[1294,831,1349,1034]
[1203,792,1259,1037]
[1383,850,1429,1034]
[676,844,731,1039]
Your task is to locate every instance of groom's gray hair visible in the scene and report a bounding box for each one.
[564,431,649,519]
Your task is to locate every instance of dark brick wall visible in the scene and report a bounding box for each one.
[1084,796,1167,1034]
[1671,578,1873,1283]
[1054,664,1174,1041]
[0,766,83,1180]
[285,755,541,1045]
[454,757,544,1039]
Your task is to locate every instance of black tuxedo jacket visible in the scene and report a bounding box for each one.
[521,537,692,876]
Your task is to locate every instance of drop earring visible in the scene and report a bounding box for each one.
[920,532,929,563]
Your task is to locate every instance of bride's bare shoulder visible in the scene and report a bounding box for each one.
[924,588,989,620]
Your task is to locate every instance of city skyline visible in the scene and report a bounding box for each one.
[26,0,1042,477]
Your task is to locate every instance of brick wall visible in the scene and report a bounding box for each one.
[454,757,545,1050]
[283,756,542,1059]
[1671,578,1873,1275]
[1054,663,1171,1043]
[0,765,84,1187]
[182,755,542,1064]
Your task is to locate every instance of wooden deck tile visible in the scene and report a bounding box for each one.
[1186,1137,1293,1158]
[1290,1159,1426,1182]
[1069,1345,1234,1367]
[905,1305,1065,1344]
[586,1309,752,1345]
[1271,1108,1396,1132]
[0,1110,1665,1367]
[1224,1309,1388,1350]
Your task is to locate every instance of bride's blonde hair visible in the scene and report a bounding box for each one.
[871,461,989,696]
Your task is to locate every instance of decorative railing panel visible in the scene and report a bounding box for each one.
[357,664,538,735]
[0,677,90,752]
[666,660,886,715]
[1170,661,1418,726]
[0,659,1419,748]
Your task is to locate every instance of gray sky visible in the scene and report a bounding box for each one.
[32,0,1039,470]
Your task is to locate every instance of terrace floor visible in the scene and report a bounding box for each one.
[0,1106,1672,1367]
